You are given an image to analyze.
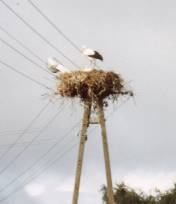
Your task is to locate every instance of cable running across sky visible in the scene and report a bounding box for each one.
[0,103,65,175]
[0,25,45,64]
[28,0,81,54]
[0,0,79,68]
[0,59,51,89]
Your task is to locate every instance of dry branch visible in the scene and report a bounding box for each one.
[56,69,133,104]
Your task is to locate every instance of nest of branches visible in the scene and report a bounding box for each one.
[56,69,133,103]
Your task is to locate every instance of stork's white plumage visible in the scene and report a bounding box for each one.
[80,67,94,72]
[81,46,103,67]
[47,57,70,73]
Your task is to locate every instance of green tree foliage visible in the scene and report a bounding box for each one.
[101,183,176,204]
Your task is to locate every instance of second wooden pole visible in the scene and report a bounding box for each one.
[72,101,91,204]
[97,100,115,204]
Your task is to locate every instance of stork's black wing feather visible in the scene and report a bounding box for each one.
[89,51,103,61]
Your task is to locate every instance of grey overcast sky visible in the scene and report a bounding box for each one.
[0,0,176,203]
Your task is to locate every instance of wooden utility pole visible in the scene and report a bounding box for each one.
[56,67,131,204]
[72,100,115,204]
[72,101,91,204]
[97,100,115,204]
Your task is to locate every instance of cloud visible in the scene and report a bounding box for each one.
[25,183,46,197]
[115,170,176,194]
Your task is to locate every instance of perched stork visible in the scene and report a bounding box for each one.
[81,46,103,67]
[47,57,70,73]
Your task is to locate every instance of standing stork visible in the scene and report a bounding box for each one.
[81,46,103,67]
[47,57,70,73]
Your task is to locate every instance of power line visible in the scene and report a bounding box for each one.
[0,133,76,149]
[0,101,50,162]
[24,139,78,184]
[0,96,132,201]
[0,0,79,68]
[28,0,81,54]
[1,97,130,171]
[0,137,60,149]
[0,59,51,90]
[0,96,130,158]
[0,103,65,175]
[0,120,80,194]
[0,37,51,75]
[0,128,39,136]
[0,141,78,202]
[0,25,45,64]
[28,140,78,179]
[0,133,72,148]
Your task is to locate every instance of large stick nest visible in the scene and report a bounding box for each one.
[56,69,133,103]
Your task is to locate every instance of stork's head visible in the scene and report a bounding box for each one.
[81,45,87,52]
[47,57,59,68]
[47,57,60,73]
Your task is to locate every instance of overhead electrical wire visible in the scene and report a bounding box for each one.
[0,132,78,149]
[0,101,51,162]
[0,0,79,68]
[2,97,132,192]
[0,103,65,175]
[0,96,131,158]
[0,141,78,202]
[0,0,133,201]
[0,128,39,136]
[0,137,62,149]
[0,97,132,201]
[0,59,51,90]
[26,140,78,180]
[28,0,81,54]
[0,120,80,194]
[0,114,102,201]
[0,37,51,75]
[0,25,45,64]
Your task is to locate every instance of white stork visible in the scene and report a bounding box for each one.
[81,46,103,67]
[47,57,70,73]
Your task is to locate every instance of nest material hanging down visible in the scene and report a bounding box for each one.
[56,69,133,102]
